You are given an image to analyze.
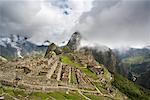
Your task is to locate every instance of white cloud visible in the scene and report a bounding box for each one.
[77,0,150,48]
[0,0,94,45]
[0,0,149,48]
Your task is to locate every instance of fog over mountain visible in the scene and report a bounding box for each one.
[0,0,150,48]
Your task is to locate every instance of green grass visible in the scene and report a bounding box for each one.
[0,87,29,100]
[0,86,88,100]
[112,74,150,100]
[71,71,78,84]
[85,94,112,100]
[103,67,112,82]
[0,87,3,94]
[60,55,98,80]
[28,92,50,100]
[48,92,66,100]
[60,55,73,65]
[0,87,50,100]
[81,68,98,80]
[13,89,28,97]
[3,87,15,96]
[93,82,108,94]
[48,91,85,100]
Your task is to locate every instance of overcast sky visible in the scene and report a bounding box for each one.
[0,0,150,48]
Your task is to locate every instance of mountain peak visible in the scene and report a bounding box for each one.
[45,43,62,58]
[67,32,82,51]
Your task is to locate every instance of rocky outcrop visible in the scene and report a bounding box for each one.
[67,32,82,51]
[45,43,62,58]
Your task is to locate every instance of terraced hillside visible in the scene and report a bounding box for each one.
[0,47,127,100]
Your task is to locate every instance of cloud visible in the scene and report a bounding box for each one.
[77,0,150,48]
[0,0,94,45]
[0,0,149,48]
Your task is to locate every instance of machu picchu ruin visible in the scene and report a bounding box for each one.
[0,33,129,100]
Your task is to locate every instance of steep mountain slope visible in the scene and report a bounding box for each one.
[112,73,150,100]
[136,70,150,89]
[91,47,117,73]
[114,48,150,89]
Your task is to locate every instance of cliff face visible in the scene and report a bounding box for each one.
[92,48,117,73]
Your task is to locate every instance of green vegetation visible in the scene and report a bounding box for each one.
[45,51,56,58]
[29,92,51,100]
[103,67,112,82]
[93,82,108,94]
[71,71,78,84]
[60,55,73,65]
[112,74,150,100]
[3,87,15,96]
[60,55,98,80]
[0,87,28,100]
[0,86,91,100]
[62,46,71,53]
[84,93,111,100]
[121,55,150,74]
[48,91,85,100]
[81,68,98,80]
[122,55,150,65]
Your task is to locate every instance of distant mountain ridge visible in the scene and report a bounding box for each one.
[114,47,150,89]
[0,34,47,59]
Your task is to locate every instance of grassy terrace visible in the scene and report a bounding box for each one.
[0,86,113,100]
[93,82,108,94]
[71,71,78,84]
[84,94,111,100]
[60,55,98,80]
[0,86,86,100]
